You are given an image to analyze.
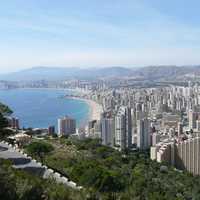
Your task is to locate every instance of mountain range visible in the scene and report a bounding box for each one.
[1,65,200,81]
[0,66,134,81]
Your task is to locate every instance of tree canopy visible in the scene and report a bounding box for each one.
[26,141,54,162]
[2,136,200,199]
[0,102,13,138]
[32,137,200,199]
[0,102,13,115]
[0,159,86,200]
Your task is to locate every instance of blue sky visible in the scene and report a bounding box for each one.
[1,0,200,73]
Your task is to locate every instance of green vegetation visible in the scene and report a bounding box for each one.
[24,137,200,199]
[1,102,200,199]
[0,102,13,115]
[25,141,54,162]
[0,102,11,130]
[0,103,13,139]
[0,112,8,130]
[0,159,86,200]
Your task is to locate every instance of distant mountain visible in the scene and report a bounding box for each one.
[0,66,133,81]
[0,67,81,81]
[1,65,200,81]
[134,65,200,81]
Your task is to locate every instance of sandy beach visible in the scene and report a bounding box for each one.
[65,96,103,122]
[85,99,103,121]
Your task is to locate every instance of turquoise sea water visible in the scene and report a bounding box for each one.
[0,88,89,129]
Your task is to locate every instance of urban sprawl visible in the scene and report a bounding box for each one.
[6,80,200,176]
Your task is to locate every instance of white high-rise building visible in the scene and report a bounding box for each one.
[188,110,197,130]
[114,106,132,150]
[125,107,132,148]
[58,116,76,136]
[152,132,160,146]
[151,137,200,175]
[115,113,126,150]
[196,120,200,131]
[177,122,183,136]
[137,118,150,150]
[101,118,115,146]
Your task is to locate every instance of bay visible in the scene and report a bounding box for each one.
[0,88,89,130]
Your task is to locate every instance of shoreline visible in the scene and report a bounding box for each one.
[0,87,102,129]
[2,87,90,94]
[65,96,103,122]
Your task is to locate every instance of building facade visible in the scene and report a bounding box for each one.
[58,116,76,136]
[151,137,200,175]
[101,118,115,146]
[137,118,150,150]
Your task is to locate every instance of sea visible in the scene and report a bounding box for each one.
[0,88,90,130]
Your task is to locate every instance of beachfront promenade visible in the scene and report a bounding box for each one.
[0,141,82,190]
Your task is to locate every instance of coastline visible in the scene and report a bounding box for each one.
[6,87,90,94]
[65,96,103,122]
[84,99,103,121]
[0,87,102,128]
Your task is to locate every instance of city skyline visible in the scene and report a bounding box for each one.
[1,0,200,73]
[2,1,200,199]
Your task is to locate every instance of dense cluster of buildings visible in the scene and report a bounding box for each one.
[97,105,150,151]
[7,80,200,175]
[151,136,200,175]
[80,82,200,175]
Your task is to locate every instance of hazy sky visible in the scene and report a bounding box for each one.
[1,0,200,73]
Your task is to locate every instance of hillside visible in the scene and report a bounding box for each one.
[0,158,86,200]
[24,137,200,200]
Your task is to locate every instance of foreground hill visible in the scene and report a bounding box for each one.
[24,137,200,200]
[0,159,86,200]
